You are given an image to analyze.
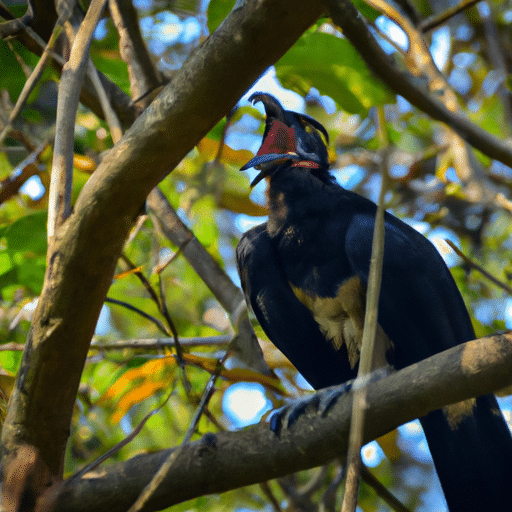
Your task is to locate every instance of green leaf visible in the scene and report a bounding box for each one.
[0,252,12,276]
[0,40,26,100]
[15,256,46,293]
[0,212,48,294]
[92,53,130,95]
[276,33,394,115]
[3,212,47,255]
[350,0,381,21]
[207,0,236,33]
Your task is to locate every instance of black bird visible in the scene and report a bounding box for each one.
[236,92,512,511]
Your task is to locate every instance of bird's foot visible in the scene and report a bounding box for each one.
[269,367,391,435]
[269,382,352,434]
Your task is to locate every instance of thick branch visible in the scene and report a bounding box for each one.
[41,332,512,512]
[1,0,325,477]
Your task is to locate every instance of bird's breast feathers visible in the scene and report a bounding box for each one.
[290,275,392,369]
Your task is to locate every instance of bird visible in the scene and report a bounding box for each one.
[235,92,512,511]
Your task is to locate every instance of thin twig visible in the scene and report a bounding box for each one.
[0,24,61,145]
[157,273,180,350]
[341,107,389,512]
[120,254,162,308]
[73,381,177,479]
[154,244,188,274]
[0,343,25,352]
[86,59,123,143]
[105,297,171,336]
[321,462,345,512]
[420,0,482,32]
[157,271,190,394]
[445,240,512,295]
[259,481,283,512]
[119,253,187,381]
[361,464,411,512]
[0,143,48,205]
[91,335,232,350]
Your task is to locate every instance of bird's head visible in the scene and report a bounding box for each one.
[241,93,329,186]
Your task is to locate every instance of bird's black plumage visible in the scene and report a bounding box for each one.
[236,93,512,511]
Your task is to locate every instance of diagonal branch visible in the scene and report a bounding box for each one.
[47,0,108,243]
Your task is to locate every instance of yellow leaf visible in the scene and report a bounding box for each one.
[114,266,144,280]
[111,380,169,424]
[73,154,97,173]
[218,190,268,216]
[376,429,401,461]
[197,138,254,166]
[181,353,286,395]
[98,357,175,404]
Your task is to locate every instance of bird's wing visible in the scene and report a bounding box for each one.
[343,211,475,369]
[236,223,357,389]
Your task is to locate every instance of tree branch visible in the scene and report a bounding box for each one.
[48,0,108,242]
[39,332,512,512]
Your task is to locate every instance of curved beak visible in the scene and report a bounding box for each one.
[241,92,330,186]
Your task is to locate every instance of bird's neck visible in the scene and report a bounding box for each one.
[266,165,334,236]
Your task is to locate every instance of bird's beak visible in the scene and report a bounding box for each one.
[241,95,301,186]
[240,92,330,186]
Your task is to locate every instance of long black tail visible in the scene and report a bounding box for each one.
[421,394,512,511]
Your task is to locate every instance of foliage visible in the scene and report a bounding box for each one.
[1,0,512,510]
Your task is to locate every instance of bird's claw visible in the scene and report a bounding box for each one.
[269,367,392,435]
[269,381,353,434]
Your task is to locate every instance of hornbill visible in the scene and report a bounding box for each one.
[235,93,512,511]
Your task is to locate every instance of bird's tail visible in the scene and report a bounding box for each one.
[420,394,512,511]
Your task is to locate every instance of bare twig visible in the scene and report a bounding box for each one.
[118,254,186,376]
[91,335,232,350]
[0,24,61,145]
[0,343,25,352]
[445,240,512,295]
[0,0,33,37]
[86,60,124,143]
[361,465,411,512]
[341,108,389,512]
[157,270,190,394]
[73,382,177,479]
[0,143,48,205]
[120,254,162,308]
[420,0,482,32]
[105,297,171,336]
[321,463,344,512]
[47,0,108,245]
[259,482,283,512]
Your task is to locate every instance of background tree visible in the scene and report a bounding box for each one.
[1,0,512,511]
